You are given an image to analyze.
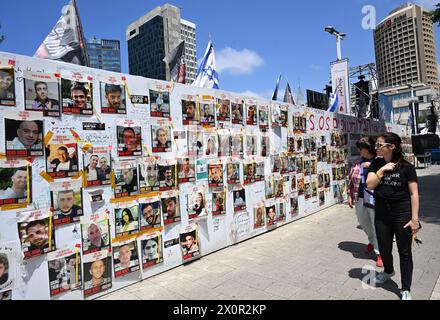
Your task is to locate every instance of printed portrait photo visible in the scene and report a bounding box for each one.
[140,200,162,231]
[139,160,160,193]
[182,99,199,125]
[200,102,215,127]
[217,99,230,122]
[81,218,110,255]
[18,215,56,259]
[150,90,170,118]
[113,241,140,278]
[0,66,15,106]
[24,74,60,117]
[159,164,176,191]
[180,228,200,260]
[188,190,207,220]
[161,194,181,225]
[226,162,240,185]
[233,188,246,212]
[204,133,218,158]
[61,79,93,115]
[47,252,81,298]
[51,188,83,226]
[178,158,195,184]
[100,82,126,114]
[0,165,31,207]
[212,191,226,216]
[83,148,111,187]
[208,163,223,188]
[151,125,172,153]
[117,126,142,157]
[254,205,265,229]
[114,166,139,198]
[5,118,44,157]
[83,255,112,297]
[231,102,244,125]
[246,105,257,125]
[45,143,79,179]
[141,234,163,269]
[114,205,140,237]
[187,130,203,157]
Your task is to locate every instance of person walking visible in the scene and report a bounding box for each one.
[348,137,383,267]
[366,132,420,300]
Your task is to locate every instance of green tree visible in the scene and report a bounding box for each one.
[431,3,440,26]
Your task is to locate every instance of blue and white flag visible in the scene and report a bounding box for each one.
[328,92,339,113]
[193,40,219,89]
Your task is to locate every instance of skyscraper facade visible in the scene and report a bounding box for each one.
[86,38,121,73]
[374,3,439,91]
[126,3,197,83]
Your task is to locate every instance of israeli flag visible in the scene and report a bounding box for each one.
[193,40,219,89]
[328,93,339,113]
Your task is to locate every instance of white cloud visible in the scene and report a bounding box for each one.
[240,89,274,100]
[217,47,264,75]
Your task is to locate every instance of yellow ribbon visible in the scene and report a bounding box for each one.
[44,131,54,147]
[40,171,55,183]
[48,208,53,251]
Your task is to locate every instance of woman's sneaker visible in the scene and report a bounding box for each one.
[401,291,412,300]
[374,271,395,284]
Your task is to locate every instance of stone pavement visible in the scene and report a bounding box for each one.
[100,166,440,301]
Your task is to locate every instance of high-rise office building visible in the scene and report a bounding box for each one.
[374,3,439,91]
[126,3,197,84]
[86,38,121,73]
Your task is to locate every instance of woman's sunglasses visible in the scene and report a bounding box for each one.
[375,142,392,149]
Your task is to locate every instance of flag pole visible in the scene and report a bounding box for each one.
[72,0,89,67]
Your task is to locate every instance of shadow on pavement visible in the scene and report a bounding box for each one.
[338,241,377,261]
[348,268,401,299]
[418,174,440,225]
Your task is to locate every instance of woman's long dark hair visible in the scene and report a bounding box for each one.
[379,132,410,168]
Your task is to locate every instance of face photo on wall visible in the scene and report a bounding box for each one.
[81,216,110,255]
[265,177,275,199]
[231,102,244,125]
[254,205,265,229]
[246,105,257,125]
[271,106,282,127]
[24,73,61,117]
[230,134,243,158]
[287,136,295,154]
[178,158,195,183]
[0,66,15,106]
[233,188,246,212]
[226,162,240,185]
[180,225,200,261]
[140,200,162,231]
[187,130,203,157]
[61,79,93,115]
[290,173,297,192]
[208,163,223,188]
[290,196,299,217]
[295,156,303,174]
[246,135,257,156]
[4,117,44,157]
[280,155,289,175]
[265,203,277,226]
[0,162,31,207]
[280,110,288,127]
[100,82,126,114]
[204,133,218,157]
[45,143,79,179]
[140,233,163,269]
[139,160,160,193]
[255,162,264,182]
[243,162,255,185]
[188,189,207,220]
[47,250,81,298]
[114,205,140,237]
[159,163,176,191]
[51,188,83,226]
[275,177,284,198]
[304,181,311,200]
[113,241,140,278]
[212,190,226,216]
[117,126,142,157]
[151,125,172,153]
[271,155,281,173]
[83,254,112,298]
[324,173,331,189]
[17,210,56,259]
[83,148,111,187]
[182,99,199,125]
[161,193,181,225]
[200,102,215,127]
[277,201,286,222]
[259,106,269,130]
[150,90,170,118]
[297,176,305,195]
[217,99,230,122]
[260,134,269,157]
[218,132,230,157]
[114,165,139,198]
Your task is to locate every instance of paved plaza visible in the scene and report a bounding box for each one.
[101,166,440,300]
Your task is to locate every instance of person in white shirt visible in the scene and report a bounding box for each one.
[8,121,42,151]
[0,169,27,200]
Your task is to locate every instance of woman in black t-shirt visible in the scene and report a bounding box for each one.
[366,132,420,300]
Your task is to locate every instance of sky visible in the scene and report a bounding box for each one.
[0,0,439,100]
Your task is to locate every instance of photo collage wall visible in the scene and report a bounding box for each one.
[0,53,404,300]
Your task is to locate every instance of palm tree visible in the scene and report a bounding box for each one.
[431,3,440,26]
